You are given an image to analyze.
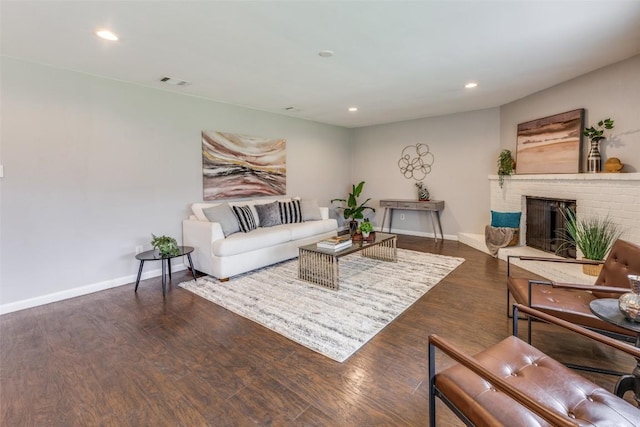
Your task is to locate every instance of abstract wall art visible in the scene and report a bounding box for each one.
[202,131,286,200]
[515,109,584,174]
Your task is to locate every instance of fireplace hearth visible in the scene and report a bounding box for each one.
[525,197,576,258]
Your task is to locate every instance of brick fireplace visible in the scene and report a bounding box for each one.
[460,172,640,284]
[490,173,640,249]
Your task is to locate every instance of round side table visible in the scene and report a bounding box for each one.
[590,298,640,405]
[134,246,197,296]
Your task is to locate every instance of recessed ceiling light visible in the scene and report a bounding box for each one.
[96,30,118,41]
[318,50,334,58]
[348,107,358,112]
[465,82,478,89]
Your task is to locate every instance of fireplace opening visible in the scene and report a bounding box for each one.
[525,197,576,258]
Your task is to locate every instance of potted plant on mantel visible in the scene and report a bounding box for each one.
[583,118,614,173]
[557,209,622,276]
[497,149,515,188]
[331,181,376,236]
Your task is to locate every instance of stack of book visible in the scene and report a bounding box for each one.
[316,235,353,251]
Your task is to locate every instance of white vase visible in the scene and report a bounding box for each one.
[362,231,370,238]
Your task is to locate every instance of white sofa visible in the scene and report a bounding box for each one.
[183,199,338,280]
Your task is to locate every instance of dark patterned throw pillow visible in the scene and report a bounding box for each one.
[232,205,258,232]
[278,200,302,224]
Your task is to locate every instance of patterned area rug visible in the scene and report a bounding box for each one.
[179,249,464,362]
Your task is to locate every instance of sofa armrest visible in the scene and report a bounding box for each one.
[514,304,640,358]
[428,334,578,427]
[183,219,225,251]
[319,206,329,220]
[517,256,603,265]
[552,282,630,294]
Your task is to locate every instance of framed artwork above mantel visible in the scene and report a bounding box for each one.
[515,109,585,174]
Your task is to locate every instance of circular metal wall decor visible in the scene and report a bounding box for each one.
[398,143,434,180]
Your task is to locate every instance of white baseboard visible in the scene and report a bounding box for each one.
[0,263,187,315]
[381,226,458,241]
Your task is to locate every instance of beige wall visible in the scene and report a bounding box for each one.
[350,108,501,238]
[3,55,637,312]
[501,55,640,172]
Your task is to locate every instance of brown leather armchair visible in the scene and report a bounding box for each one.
[428,304,640,426]
[507,239,640,343]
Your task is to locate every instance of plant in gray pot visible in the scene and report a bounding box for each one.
[331,181,376,236]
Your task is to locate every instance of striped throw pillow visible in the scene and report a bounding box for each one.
[278,200,302,224]
[232,205,257,232]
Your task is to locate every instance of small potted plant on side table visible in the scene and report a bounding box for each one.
[151,234,180,257]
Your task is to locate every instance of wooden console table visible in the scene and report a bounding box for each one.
[380,199,445,241]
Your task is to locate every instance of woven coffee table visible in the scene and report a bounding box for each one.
[298,232,397,290]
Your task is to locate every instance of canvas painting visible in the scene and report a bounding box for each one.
[202,131,286,200]
[516,109,584,174]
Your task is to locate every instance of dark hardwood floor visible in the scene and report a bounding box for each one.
[1,236,634,426]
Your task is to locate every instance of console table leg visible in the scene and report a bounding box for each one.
[435,211,444,241]
[382,207,389,233]
[429,211,438,242]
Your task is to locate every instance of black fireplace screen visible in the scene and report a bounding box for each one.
[526,197,576,258]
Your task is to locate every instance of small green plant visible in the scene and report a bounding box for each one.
[583,118,614,144]
[359,220,373,234]
[497,149,515,188]
[557,209,622,261]
[151,234,180,257]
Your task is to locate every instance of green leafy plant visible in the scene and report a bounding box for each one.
[557,209,622,261]
[497,149,515,188]
[151,234,180,257]
[583,118,614,144]
[359,219,373,234]
[331,181,376,221]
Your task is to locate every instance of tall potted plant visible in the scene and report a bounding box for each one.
[557,209,622,276]
[331,181,376,235]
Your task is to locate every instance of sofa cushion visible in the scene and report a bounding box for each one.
[279,200,302,224]
[232,205,258,232]
[212,226,292,257]
[192,202,220,221]
[255,201,283,227]
[202,203,240,237]
[300,199,322,221]
[288,219,338,240]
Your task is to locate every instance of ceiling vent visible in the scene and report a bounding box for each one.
[160,76,191,86]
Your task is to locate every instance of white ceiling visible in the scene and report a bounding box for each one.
[2,1,639,128]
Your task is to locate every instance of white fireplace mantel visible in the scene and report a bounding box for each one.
[489,172,640,182]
